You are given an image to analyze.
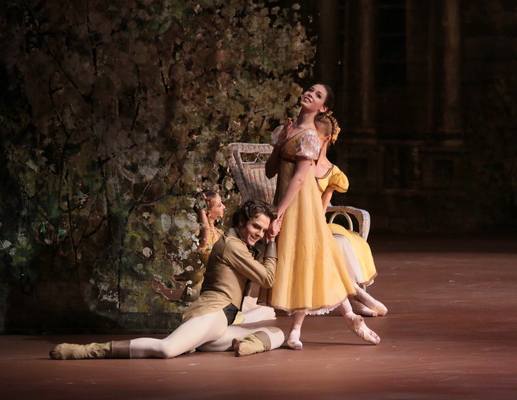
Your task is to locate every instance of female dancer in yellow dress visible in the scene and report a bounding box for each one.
[264,83,380,349]
[314,114,388,317]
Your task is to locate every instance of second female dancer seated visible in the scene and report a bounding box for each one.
[314,113,388,318]
[263,83,380,350]
[50,200,284,359]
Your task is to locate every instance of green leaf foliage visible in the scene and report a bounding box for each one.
[0,0,314,325]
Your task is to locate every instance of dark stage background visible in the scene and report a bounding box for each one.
[1,0,516,334]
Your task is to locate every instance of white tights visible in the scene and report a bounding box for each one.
[129,310,284,359]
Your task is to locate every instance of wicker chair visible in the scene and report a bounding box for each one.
[227,143,371,240]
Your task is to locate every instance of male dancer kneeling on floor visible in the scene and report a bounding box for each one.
[50,200,284,359]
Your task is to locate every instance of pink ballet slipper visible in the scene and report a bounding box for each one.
[287,329,303,350]
[368,299,388,316]
[350,298,378,317]
[345,313,381,345]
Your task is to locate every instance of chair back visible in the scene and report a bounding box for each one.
[227,142,371,240]
[227,143,277,204]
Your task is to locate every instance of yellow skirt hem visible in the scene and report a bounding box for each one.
[357,272,378,287]
[270,294,356,316]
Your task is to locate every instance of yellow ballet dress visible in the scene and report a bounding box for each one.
[191,226,223,293]
[197,227,223,267]
[262,129,356,314]
[316,164,377,286]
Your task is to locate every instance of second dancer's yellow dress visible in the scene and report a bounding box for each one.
[316,164,377,286]
[262,129,356,314]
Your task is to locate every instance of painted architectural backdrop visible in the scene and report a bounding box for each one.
[307,0,517,232]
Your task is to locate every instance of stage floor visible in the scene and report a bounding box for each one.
[1,233,517,400]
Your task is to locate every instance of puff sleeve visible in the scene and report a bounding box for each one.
[329,167,349,193]
[270,125,284,146]
[295,129,320,160]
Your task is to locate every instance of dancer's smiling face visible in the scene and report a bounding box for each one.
[237,213,271,247]
[300,84,329,114]
[207,193,226,220]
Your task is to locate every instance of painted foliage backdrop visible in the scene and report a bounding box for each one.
[0,0,314,332]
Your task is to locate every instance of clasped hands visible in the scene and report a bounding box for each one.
[266,215,283,243]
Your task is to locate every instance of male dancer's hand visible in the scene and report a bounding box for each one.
[266,216,282,242]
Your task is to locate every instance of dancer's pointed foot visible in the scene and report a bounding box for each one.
[49,342,111,360]
[345,313,381,345]
[368,299,388,316]
[350,298,378,317]
[287,329,303,350]
[353,284,388,317]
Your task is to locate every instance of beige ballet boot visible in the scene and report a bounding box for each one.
[232,331,271,357]
[111,340,131,358]
[49,340,131,360]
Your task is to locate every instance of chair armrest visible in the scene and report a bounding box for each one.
[326,206,371,240]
